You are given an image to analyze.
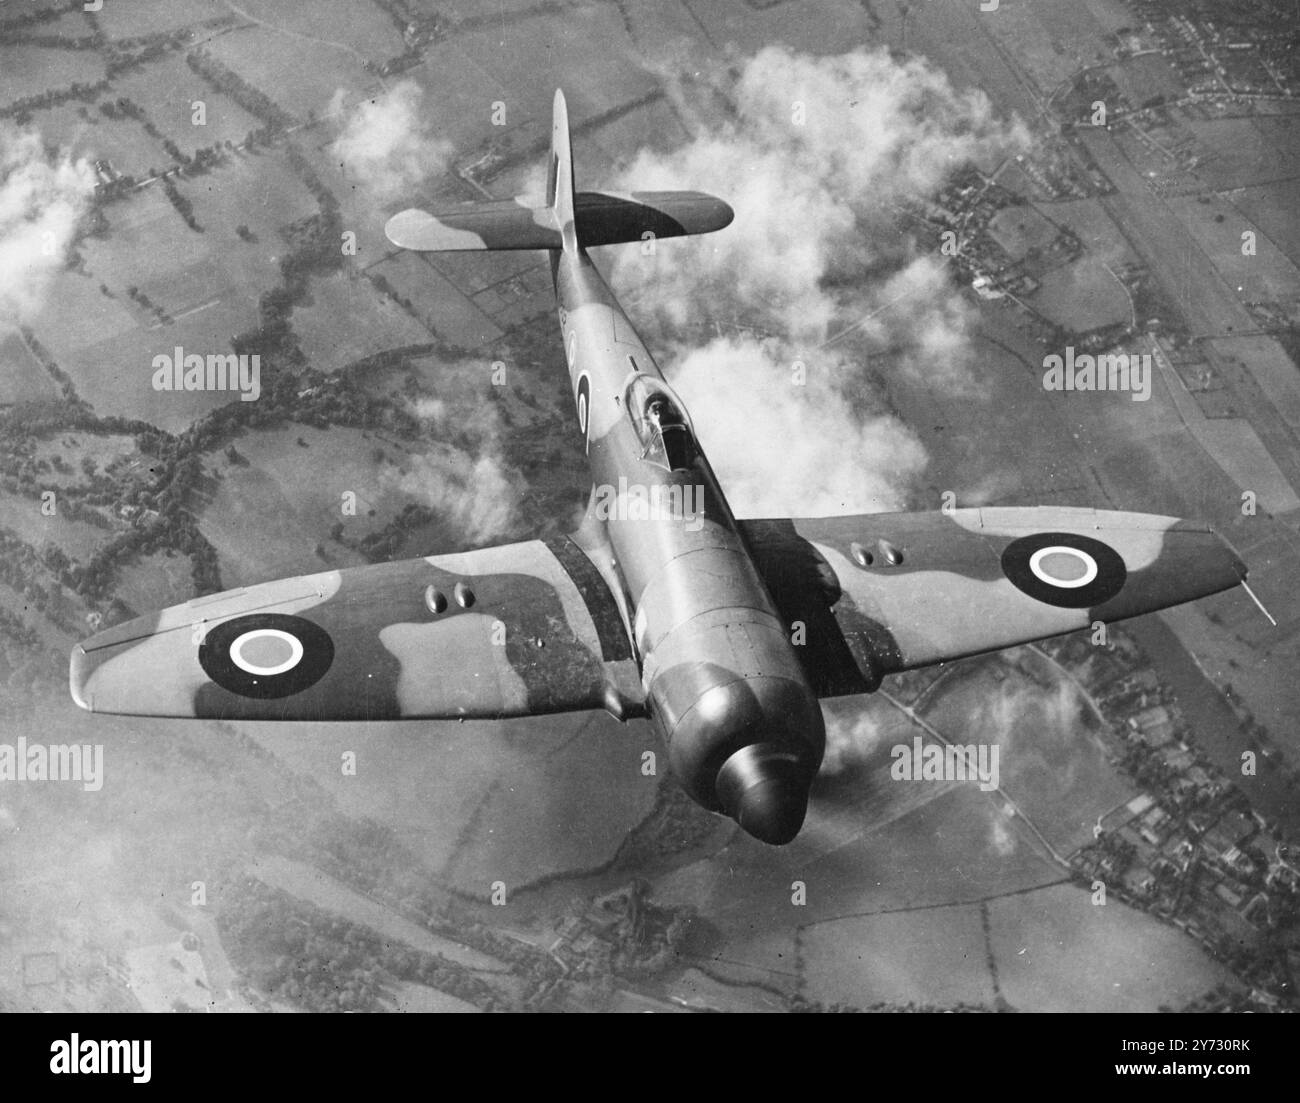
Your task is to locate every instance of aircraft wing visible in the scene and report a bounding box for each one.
[738,506,1246,698]
[70,537,642,722]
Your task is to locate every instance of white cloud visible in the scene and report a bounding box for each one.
[380,447,517,545]
[332,81,454,203]
[383,377,520,544]
[670,334,927,517]
[601,46,1031,516]
[818,706,890,777]
[0,126,95,324]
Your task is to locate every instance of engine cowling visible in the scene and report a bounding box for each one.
[644,612,825,844]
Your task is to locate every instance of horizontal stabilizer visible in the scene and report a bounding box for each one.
[385,201,563,251]
[575,190,734,246]
[385,191,733,253]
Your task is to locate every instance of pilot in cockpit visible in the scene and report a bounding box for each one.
[645,394,694,471]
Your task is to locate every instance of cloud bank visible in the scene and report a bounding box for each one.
[602,46,1030,517]
[0,126,95,324]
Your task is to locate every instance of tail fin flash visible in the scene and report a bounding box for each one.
[385,88,733,254]
[547,89,575,251]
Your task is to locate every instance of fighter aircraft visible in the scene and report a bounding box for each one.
[71,90,1250,845]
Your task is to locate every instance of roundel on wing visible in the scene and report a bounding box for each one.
[1000,532,1127,609]
[198,613,334,698]
[576,372,591,449]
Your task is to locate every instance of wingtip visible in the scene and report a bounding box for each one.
[69,644,92,712]
[384,208,429,249]
[1208,523,1248,584]
[711,197,736,234]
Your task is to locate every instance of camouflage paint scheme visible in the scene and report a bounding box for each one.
[72,537,642,722]
[71,91,1247,844]
[739,509,1244,700]
[385,190,734,252]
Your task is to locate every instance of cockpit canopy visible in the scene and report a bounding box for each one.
[625,374,696,472]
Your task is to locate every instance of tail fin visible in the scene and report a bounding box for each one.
[547,89,575,252]
[385,89,733,254]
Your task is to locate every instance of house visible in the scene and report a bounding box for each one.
[1214,883,1243,908]
[1203,811,1257,860]
[1138,804,1172,846]
[1132,705,1171,731]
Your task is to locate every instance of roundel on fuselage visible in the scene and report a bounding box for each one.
[1000,531,1127,609]
[575,372,591,451]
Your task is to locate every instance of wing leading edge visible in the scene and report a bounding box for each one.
[71,536,642,722]
[739,506,1246,698]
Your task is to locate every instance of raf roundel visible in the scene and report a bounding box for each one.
[1000,532,1127,609]
[575,372,591,452]
[198,613,334,698]
[1028,545,1097,589]
[229,628,304,675]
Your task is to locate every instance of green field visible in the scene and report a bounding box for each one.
[987,203,1061,261]
[802,905,994,1009]
[237,708,656,898]
[1038,198,1140,268]
[114,549,199,614]
[0,488,114,561]
[0,328,57,405]
[923,654,1135,855]
[199,423,402,587]
[207,25,376,121]
[0,45,107,105]
[442,713,658,893]
[370,252,503,350]
[1168,193,1300,312]
[223,0,402,65]
[97,0,226,40]
[180,151,319,276]
[113,55,265,161]
[32,431,138,483]
[59,111,171,180]
[1030,254,1132,332]
[294,270,433,374]
[989,883,1237,1011]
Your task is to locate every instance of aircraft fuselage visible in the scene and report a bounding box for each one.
[552,248,826,844]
